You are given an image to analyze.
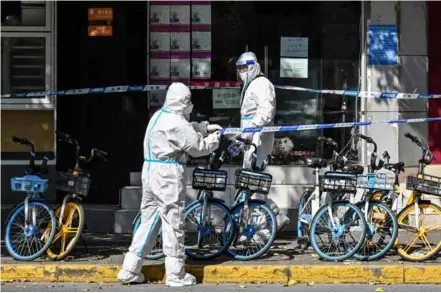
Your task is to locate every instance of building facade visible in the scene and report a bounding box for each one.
[1,1,440,232]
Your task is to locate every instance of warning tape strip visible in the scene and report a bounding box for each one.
[220,117,441,134]
[1,81,440,99]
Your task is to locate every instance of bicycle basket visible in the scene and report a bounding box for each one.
[357,172,395,191]
[406,174,441,197]
[321,172,357,193]
[10,175,48,193]
[56,171,92,196]
[192,168,227,191]
[234,169,272,195]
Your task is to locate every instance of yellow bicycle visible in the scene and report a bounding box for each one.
[393,132,441,261]
[46,131,107,260]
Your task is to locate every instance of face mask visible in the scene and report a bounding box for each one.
[183,103,193,115]
[239,72,248,82]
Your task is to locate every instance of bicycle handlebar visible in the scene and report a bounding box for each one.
[235,136,257,151]
[404,132,420,145]
[12,136,35,153]
[353,133,385,172]
[317,136,338,149]
[404,132,435,169]
[12,136,54,175]
[56,131,108,170]
[234,136,270,172]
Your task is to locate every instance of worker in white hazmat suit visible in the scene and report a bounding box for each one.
[236,52,291,233]
[117,82,222,286]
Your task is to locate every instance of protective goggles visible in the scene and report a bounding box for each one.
[236,59,256,73]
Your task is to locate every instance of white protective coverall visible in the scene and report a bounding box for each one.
[236,51,290,232]
[117,83,220,286]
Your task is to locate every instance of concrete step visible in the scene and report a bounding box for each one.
[130,172,142,186]
[114,209,139,234]
[120,186,142,209]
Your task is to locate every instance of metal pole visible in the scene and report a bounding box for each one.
[264,45,268,77]
[360,1,367,167]
[146,2,150,110]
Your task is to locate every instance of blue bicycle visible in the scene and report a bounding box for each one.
[5,136,57,261]
[226,136,277,260]
[297,136,368,261]
[132,135,236,260]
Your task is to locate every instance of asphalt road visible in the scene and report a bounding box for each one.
[2,283,441,292]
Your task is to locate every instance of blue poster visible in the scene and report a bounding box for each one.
[368,25,398,66]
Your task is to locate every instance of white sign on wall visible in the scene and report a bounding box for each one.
[280,37,308,58]
[212,88,241,109]
[280,58,308,78]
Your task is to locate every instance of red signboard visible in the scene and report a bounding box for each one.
[88,8,113,21]
[88,25,113,37]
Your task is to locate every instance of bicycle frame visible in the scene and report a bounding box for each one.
[55,131,107,228]
[7,136,52,237]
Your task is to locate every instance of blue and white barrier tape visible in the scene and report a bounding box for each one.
[273,85,441,99]
[1,84,440,99]
[220,117,441,134]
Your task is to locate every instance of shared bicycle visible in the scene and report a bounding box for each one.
[296,136,368,261]
[46,131,107,260]
[5,136,56,261]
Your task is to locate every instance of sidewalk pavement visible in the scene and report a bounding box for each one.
[1,233,440,284]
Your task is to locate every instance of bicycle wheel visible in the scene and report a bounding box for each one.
[310,200,367,262]
[353,201,398,261]
[132,214,164,260]
[5,201,57,261]
[395,202,441,261]
[46,201,85,260]
[228,200,277,260]
[184,200,236,260]
[297,189,313,250]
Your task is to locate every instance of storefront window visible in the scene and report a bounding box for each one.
[1,1,46,27]
[1,36,47,95]
[148,1,361,166]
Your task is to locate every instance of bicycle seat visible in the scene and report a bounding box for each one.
[342,164,364,174]
[384,162,405,171]
[302,157,328,169]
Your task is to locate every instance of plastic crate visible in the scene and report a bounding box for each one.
[10,175,48,193]
[192,168,227,191]
[56,171,91,196]
[406,174,441,197]
[321,172,357,193]
[357,172,395,191]
[234,169,272,195]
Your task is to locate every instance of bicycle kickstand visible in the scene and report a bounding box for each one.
[80,235,89,254]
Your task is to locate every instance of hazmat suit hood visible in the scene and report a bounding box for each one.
[163,82,193,117]
[236,52,262,86]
